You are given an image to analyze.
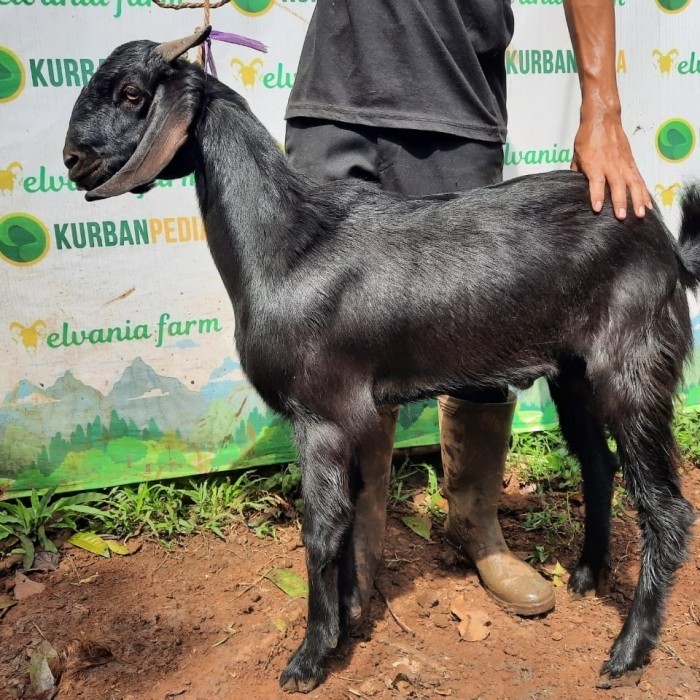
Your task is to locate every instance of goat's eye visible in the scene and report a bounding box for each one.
[123,85,142,103]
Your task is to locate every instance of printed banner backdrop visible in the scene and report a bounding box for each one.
[1,0,699,497]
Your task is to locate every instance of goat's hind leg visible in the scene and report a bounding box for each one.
[280,418,354,693]
[548,359,618,596]
[592,345,694,677]
[603,409,694,676]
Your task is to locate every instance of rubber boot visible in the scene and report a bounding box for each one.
[438,393,555,616]
[348,405,399,631]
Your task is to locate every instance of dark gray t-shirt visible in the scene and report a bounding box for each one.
[286,0,514,143]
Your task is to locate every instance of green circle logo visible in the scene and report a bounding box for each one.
[656,0,691,13]
[0,213,49,266]
[229,0,274,16]
[656,118,696,163]
[0,46,25,104]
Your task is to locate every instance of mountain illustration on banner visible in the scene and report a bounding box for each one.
[1,358,211,440]
[0,356,294,494]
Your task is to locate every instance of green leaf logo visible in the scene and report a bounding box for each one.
[0,213,50,266]
[0,47,25,104]
[656,0,691,13]
[656,118,696,163]
[229,0,274,16]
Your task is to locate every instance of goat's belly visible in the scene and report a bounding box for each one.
[373,353,558,406]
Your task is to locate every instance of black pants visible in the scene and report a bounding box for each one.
[285,117,509,404]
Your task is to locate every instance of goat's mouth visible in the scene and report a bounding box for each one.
[68,159,108,192]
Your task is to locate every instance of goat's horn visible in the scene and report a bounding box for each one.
[156,26,212,63]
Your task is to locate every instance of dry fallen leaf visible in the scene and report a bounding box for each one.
[417,591,439,609]
[29,551,61,572]
[13,572,45,600]
[457,611,491,642]
[449,595,470,621]
[271,617,288,633]
[28,640,61,698]
[450,597,491,641]
[105,541,130,556]
[0,594,17,610]
[402,514,432,541]
[391,666,415,696]
[550,561,568,588]
[264,568,308,598]
[67,532,110,557]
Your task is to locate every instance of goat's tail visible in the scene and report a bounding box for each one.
[677,183,700,290]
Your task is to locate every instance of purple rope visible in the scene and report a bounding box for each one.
[203,29,268,78]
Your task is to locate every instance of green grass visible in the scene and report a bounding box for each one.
[673,404,700,465]
[509,428,603,564]
[0,487,105,569]
[388,460,446,522]
[96,466,300,542]
[510,430,582,491]
[0,465,304,562]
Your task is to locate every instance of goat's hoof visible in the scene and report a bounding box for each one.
[280,674,321,694]
[596,665,645,689]
[347,603,369,637]
[279,648,326,694]
[598,637,650,685]
[331,632,352,659]
[567,565,596,597]
[568,562,608,598]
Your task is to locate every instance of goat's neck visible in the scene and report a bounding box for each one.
[193,84,310,308]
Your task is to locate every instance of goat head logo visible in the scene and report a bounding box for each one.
[655,183,681,208]
[10,319,47,351]
[0,162,23,194]
[653,49,679,75]
[230,58,264,89]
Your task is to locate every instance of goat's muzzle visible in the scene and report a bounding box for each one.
[63,142,104,191]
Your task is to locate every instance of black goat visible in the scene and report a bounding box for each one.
[64,27,698,693]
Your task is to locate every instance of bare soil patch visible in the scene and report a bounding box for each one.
[2,468,699,700]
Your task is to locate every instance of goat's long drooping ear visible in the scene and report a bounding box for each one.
[86,74,201,201]
[156,25,212,63]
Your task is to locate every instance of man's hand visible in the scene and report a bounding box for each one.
[564,0,651,220]
[572,106,652,220]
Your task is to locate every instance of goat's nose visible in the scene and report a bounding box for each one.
[64,152,80,169]
[62,142,84,170]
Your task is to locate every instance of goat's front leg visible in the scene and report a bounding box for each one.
[547,369,618,596]
[280,418,354,693]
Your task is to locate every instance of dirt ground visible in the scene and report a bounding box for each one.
[1,467,699,700]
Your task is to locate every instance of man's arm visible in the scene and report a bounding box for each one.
[564,0,651,219]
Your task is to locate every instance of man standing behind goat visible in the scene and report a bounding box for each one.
[285,0,650,622]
